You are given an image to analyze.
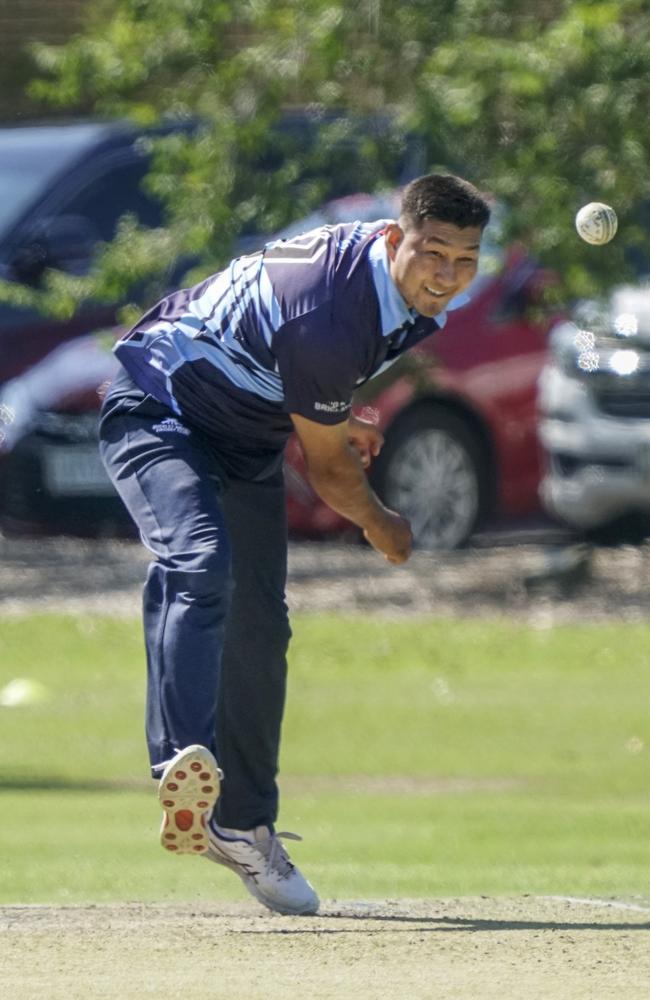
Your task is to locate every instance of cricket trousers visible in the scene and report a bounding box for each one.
[99,370,291,830]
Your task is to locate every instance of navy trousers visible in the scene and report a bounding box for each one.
[99,372,291,829]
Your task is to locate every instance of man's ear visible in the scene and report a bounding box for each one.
[384,223,404,261]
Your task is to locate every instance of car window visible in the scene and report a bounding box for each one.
[56,158,163,244]
[0,163,62,240]
[0,126,106,240]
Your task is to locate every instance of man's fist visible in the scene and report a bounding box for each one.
[363,508,413,564]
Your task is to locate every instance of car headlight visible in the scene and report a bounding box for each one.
[608,349,640,375]
[549,322,648,381]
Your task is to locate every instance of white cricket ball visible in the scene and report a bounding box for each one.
[575,202,618,245]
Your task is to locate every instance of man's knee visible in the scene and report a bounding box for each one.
[146,547,232,605]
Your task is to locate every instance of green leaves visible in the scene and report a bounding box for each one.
[414,1,650,297]
[6,0,650,319]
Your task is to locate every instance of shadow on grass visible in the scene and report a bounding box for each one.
[0,775,150,792]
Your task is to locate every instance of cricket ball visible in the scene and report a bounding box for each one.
[575,202,618,245]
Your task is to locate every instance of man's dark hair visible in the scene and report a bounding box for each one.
[400,173,491,231]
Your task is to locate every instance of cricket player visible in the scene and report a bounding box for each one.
[99,173,490,915]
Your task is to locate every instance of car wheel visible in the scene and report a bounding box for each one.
[371,405,488,550]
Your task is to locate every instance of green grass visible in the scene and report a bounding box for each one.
[1,613,650,903]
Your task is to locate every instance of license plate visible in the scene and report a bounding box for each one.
[42,445,115,497]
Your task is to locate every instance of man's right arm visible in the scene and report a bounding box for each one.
[290,413,413,564]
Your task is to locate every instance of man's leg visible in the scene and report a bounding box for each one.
[204,469,318,915]
[215,468,291,830]
[100,399,231,772]
[101,403,318,914]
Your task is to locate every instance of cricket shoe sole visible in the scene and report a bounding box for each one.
[157,745,222,856]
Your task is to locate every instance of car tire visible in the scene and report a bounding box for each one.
[371,404,489,550]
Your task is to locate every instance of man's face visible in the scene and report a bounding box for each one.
[385,217,482,318]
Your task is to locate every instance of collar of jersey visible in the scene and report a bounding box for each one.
[368,232,471,333]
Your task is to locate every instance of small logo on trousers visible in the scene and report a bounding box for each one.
[152,417,190,436]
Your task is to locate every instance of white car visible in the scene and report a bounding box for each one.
[538,284,650,537]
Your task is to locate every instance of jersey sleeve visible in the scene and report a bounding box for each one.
[272,303,361,425]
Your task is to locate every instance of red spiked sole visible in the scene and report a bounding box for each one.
[157,745,221,855]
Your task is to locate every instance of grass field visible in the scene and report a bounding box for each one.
[1,613,649,904]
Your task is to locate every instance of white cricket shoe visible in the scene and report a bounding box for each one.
[156,745,222,855]
[206,823,320,916]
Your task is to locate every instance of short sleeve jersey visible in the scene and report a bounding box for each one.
[113,220,441,475]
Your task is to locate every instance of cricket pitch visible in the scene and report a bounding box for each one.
[3,896,649,999]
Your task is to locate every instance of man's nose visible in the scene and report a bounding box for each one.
[434,258,457,287]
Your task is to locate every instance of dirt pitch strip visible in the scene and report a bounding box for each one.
[2,896,649,999]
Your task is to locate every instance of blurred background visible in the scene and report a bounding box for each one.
[1,0,650,549]
[2,0,650,917]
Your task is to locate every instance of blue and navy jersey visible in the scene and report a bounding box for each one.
[114,220,442,475]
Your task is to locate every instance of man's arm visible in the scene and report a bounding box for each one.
[290,413,413,564]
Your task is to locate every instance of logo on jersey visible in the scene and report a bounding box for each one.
[314,400,349,414]
[152,418,191,436]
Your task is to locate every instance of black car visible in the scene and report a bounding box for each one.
[0,120,176,534]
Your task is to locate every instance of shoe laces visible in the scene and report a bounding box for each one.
[255,830,301,880]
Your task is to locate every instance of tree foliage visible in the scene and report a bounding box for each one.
[3,0,650,320]
[416,0,650,297]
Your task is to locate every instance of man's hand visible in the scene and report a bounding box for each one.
[347,413,384,469]
[363,509,413,564]
[290,412,413,565]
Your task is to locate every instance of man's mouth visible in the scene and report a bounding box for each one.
[425,286,450,300]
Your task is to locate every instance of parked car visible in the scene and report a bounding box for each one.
[0,128,559,546]
[0,331,128,535]
[0,120,174,535]
[538,283,650,541]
